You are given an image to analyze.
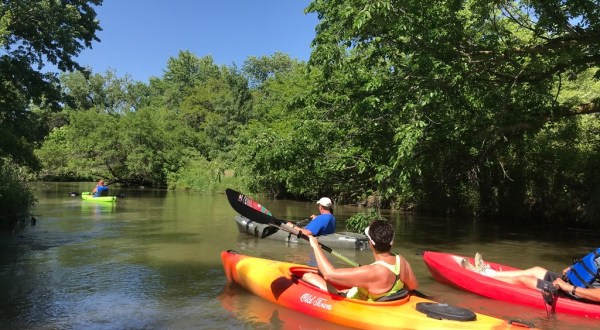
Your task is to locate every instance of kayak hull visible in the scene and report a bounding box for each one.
[422,251,600,318]
[221,250,534,329]
[81,192,117,202]
[234,215,369,250]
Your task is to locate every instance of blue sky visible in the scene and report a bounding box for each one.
[75,1,318,83]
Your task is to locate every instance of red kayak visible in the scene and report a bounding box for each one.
[422,251,600,318]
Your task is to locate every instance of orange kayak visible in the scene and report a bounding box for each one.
[221,250,537,329]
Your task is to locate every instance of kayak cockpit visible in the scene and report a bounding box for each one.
[288,266,411,305]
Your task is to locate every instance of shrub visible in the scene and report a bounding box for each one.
[0,158,37,225]
[346,208,387,233]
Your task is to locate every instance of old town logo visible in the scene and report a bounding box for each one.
[300,293,333,310]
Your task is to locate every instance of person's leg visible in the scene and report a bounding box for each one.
[302,273,341,294]
[490,266,549,289]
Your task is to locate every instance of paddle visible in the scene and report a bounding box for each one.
[536,280,559,317]
[68,192,127,198]
[235,196,310,239]
[226,188,359,267]
[225,188,430,299]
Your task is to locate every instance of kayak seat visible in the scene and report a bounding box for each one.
[374,289,409,302]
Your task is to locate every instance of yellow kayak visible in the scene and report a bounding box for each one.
[221,250,537,330]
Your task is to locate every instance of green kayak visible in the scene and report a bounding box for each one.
[81,192,117,202]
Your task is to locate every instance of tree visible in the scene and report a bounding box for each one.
[305,0,600,222]
[151,51,221,109]
[0,0,102,168]
[0,0,101,223]
[242,52,296,88]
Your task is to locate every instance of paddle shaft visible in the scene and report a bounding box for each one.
[69,191,126,198]
[285,223,360,267]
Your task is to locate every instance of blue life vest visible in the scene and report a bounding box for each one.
[93,185,109,197]
[566,248,600,288]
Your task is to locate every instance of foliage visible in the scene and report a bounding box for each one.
[0,0,102,168]
[242,52,296,88]
[0,0,100,222]
[303,0,600,223]
[0,158,36,224]
[166,156,242,192]
[233,62,344,198]
[523,115,600,225]
[346,208,387,233]
[28,2,600,227]
[36,53,253,189]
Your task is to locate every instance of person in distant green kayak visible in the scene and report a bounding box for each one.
[287,197,336,236]
[92,179,108,197]
[303,220,419,301]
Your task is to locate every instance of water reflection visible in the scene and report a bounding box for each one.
[80,201,116,215]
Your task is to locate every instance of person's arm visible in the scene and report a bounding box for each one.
[307,235,374,288]
[554,278,600,302]
[399,256,419,290]
[286,221,314,236]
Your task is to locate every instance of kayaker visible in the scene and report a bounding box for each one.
[303,220,419,301]
[92,179,109,197]
[286,197,336,236]
[464,251,600,303]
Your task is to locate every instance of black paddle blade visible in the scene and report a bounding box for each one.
[225,189,283,226]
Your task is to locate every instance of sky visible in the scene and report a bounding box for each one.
[75,1,319,83]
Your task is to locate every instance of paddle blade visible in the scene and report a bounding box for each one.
[260,225,280,239]
[536,279,558,317]
[225,189,283,226]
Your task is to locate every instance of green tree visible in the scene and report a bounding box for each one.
[151,51,221,109]
[38,55,253,190]
[0,0,101,223]
[37,69,150,183]
[242,52,296,88]
[304,0,600,223]
[0,0,101,168]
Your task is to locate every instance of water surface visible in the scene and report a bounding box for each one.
[0,182,598,329]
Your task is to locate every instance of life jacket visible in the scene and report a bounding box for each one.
[566,248,600,288]
[347,254,405,301]
[93,185,109,197]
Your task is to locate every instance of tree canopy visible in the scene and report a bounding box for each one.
[21,0,600,226]
[0,0,102,168]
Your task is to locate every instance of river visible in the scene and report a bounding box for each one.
[0,182,598,329]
